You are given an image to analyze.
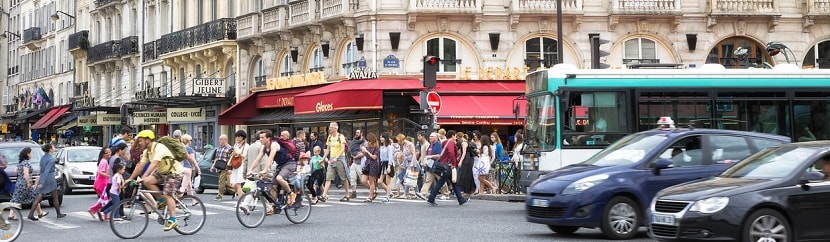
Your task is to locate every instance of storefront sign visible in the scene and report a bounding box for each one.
[315,102,334,113]
[456,66,531,80]
[73,96,95,109]
[136,87,162,101]
[273,97,294,108]
[96,114,121,125]
[383,55,399,68]
[78,115,98,126]
[192,78,226,96]
[439,118,525,126]
[133,112,167,125]
[265,72,326,90]
[348,67,378,80]
[166,108,206,122]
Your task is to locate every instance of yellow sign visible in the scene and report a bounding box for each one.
[1,124,6,133]
[78,115,98,126]
[96,114,122,125]
[265,72,326,90]
[456,66,531,80]
[166,108,206,122]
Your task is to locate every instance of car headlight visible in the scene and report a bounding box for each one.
[562,174,609,195]
[689,197,729,214]
[68,167,81,175]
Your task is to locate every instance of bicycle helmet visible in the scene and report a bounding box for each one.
[136,130,155,140]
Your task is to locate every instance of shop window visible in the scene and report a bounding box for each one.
[706,37,772,69]
[426,37,458,72]
[279,54,292,77]
[525,37,557,70]
[341,41,359,75]
[308,47,324,73]
[802,40,830,69]
[623,38,658,65]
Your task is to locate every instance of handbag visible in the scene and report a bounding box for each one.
[214,159,228,170]
[192,175,201,189]
[229,155,243,169]
[404,167,419,187]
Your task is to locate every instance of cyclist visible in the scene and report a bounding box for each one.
[127,130,184,231]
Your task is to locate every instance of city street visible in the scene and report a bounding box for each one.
[15,188,655,242]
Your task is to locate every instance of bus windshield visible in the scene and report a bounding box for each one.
[526,94,557,152]
[580,133,668,166]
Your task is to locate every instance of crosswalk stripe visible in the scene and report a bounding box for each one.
[30,217,80,230]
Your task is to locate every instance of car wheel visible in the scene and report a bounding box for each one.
[547,225,579,234]
[743,209,791,242]
[600,196,640,240]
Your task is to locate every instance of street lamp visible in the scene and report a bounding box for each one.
[51,10,76,21]
[0,31,20,41]
[766,41,798,65]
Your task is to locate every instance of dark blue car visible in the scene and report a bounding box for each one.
[526,128,790,239]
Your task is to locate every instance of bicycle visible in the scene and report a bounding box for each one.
[0,202,22,242]
[235,174,311,228]
[109,181,206,239]
[498,160,521,194]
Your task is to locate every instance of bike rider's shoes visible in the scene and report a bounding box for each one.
[163,219,178,231]
[156,198,167,210]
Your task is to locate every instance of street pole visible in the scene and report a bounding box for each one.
[556,0,564,65]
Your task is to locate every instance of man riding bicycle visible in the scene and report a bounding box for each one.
[127,130,184,231]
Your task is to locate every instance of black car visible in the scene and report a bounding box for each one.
[195,148,233,195]
[649,141,830,242]
[0,142,64,207]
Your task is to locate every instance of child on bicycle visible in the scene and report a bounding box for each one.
[102,162,125,220]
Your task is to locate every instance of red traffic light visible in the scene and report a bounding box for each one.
[424,56,440,65]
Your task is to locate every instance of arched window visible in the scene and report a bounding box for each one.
[309,47,324,73]
[341,41,358,75]
[525,37,557,70]
[623,38,657,64]
[706,37,772,69]
[279,53,292,77]
[803,41,830,69]
[426,37,457,72]
[253,58,265,87]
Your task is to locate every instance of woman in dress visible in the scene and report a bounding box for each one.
[360,133,381,202]
[395,134,418,199]
[28,144,65,221]
[457,132,477,195]
[230,130,249,199]
[179,134,200,203]
[475,135,497,194]
[87,147,111,220]
[8,147,43,220]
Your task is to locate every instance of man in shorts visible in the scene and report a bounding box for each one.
[128,130,183,231]
[322,122,351,201]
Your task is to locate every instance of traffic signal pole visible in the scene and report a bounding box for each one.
[422,56,440,135]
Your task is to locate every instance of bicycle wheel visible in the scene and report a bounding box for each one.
[284,191,312,224]
[236,192,267,228]
[173,195,206,235]
[0,207,22,242]
[110,199,149,239]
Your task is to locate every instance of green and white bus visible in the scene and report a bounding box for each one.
[521,63,830,185]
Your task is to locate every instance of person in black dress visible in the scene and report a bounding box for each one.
[457,132,477,195]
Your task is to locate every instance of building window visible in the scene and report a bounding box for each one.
[254,58,265,87]
[309,48,324,73]
[706,37,772,69]
[181,1,187,29]
[525,37,558,71]
[179,68,186,96]
[803,40,830,69]
[426,37,458,72]
[341,42,358,75]
[623,38,657,64]
[228,0,235,17]
[280,54,292,77]
[197,0,204,24]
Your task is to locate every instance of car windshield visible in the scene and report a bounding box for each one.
[720,146,818,179]
[0,146,45,165]
[67,148,101,162]
[580,133,667,166]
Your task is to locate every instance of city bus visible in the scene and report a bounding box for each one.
[520,63,830,188]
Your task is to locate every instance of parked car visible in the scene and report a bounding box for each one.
[55,146,102,194]
[649,141,830,242]
[0,142,64,207]
[195,148,233,195]
[525,127,790,239]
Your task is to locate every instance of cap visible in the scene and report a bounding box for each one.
[299,152,310,160]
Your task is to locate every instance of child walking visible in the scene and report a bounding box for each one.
[102,163,125,220]
[309,147,326,204]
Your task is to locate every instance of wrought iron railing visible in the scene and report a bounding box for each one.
[158,18,237,55]
[143,41,157,62]
[94,0,118,8]
[23,27,41,43]
[87,40,120,64]
[623,58,660,64]
[309,67,325,73]
[68,30,89,50]
[254,76,267,88]
[119,36,139,55]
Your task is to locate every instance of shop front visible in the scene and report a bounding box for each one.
[29,105,73,145]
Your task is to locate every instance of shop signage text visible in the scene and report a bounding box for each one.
[78,115,97,126]
[274,97,294,107]
[136,87,162,101]
[348,67,378,80]
[166,108,206,122]
[315,102,334,113]
[133,112,167,125]
[455,66,531,80]
[73,96,95,109]
[266,72,326,90]
[192,78,226,96]
[456,120,525,125]
[96,114,121,125]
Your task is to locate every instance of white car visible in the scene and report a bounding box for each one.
[56,146,102,194]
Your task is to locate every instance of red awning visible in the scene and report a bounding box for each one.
[416,95,526,126]
[219,85,327,125]
[30,105,71,129]
[432,80,525,94]
[294,79,423,115]
[218,92,259,125]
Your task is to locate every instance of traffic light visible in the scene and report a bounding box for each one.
[589,33,610,69]
[423,55,440,88]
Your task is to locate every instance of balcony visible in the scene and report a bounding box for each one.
[806,0,830,16]
[94,0,120,8]
[261,6,284,34]
[158,18,237,55]
[254,76,267,88]
[510,0,582,14]
[68,31,90,51]
[611,0,679,15]
[410,0,482,14]
[119,36,139,56]
[236,13,261,40]
[87,40,120,64]
[710,0,778,15]
[23,27,42,44]
[289,0,315,27]
[320,0,358,21]
[143,41,158,62]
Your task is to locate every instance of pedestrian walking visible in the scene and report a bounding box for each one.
[377,133,395,202]
[322,122,351,202]
[28,144,66,220]
[230,130,250,199]
[8,147,43,220]
[458,132,477,195]
[360,133,381,202]
[179,134,200,203]
[347,130,367,199]
[101,162,125,220]
[88,147,112,220]
[426,132,468,206]
[476,135,497,195]
[308,146,326,204]
[211,135,234,201]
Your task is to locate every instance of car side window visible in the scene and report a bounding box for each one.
[709,135,751,164]
[655,135,704,168]
[751,138,786,151]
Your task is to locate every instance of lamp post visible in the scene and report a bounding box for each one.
[51,10,76,104]
[556,0,563,65]
[0,31,20,40]
[766,41,798,66]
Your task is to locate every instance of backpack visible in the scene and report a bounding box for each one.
[156,136,188,162]
[275,138,296,165]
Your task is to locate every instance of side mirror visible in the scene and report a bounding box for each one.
[651,158,674,176]
[800,171,825,185]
